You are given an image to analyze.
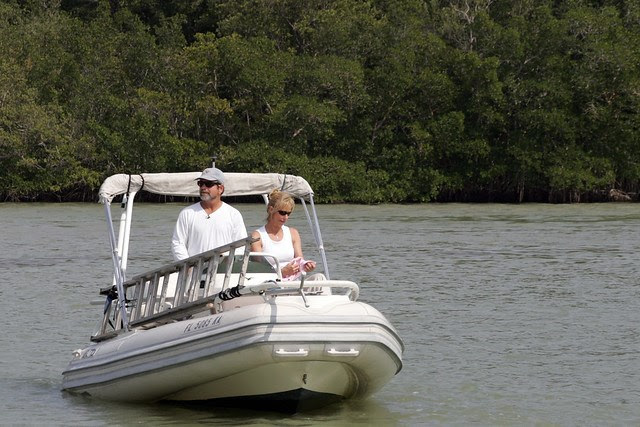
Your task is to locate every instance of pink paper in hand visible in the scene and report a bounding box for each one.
[283,257,310,281]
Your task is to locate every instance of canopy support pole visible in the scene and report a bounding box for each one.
[119,191,137,275]
[304,195,330,279]
[104,202,129,330]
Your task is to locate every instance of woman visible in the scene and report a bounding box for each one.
[251,189,316,279]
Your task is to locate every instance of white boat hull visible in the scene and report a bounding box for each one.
[62,295,403,411]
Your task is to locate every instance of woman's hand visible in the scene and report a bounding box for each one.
[282,259,315,277]
[302,260,316,272]
[282,262,299,278]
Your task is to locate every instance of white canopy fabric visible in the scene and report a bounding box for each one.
[98,172,314,204]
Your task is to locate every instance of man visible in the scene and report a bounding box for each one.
[171,167,247,261]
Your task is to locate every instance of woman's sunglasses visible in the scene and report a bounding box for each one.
[278,210,292,216]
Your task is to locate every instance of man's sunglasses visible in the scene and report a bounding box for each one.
[197,180,221,188]
[278,210,292,216]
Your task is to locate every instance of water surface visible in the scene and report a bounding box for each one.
[1,202,639,425]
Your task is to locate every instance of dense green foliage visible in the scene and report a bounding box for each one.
[1,0,638,202]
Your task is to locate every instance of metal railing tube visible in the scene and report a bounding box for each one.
[119,190,137,276]
[307,195,330,279]
[104,202,129,330]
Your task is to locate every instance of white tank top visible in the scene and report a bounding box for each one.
[256,225,294,269]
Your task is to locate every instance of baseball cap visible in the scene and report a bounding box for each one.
[196,167,225,184]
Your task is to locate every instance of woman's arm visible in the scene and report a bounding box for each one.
[250,230,262,252]
[290,227,303,258]
[290,227,316,272]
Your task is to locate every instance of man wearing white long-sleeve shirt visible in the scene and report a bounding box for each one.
[171,167,247,261]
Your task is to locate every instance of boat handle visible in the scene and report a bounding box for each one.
[275,348,309,356]
[327,348,359,356]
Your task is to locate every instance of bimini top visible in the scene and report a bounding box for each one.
[98,172,314,204]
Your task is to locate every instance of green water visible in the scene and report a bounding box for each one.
[1,202,639,425]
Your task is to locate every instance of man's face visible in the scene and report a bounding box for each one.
[197,180,223,201]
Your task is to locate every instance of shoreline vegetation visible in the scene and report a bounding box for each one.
[1,1,639,204]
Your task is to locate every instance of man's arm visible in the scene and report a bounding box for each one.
[232,210,248,240]
[171,213,190,261]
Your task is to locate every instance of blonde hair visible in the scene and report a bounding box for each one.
[266,189,295,220]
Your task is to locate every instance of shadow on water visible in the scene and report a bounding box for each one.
[54,390,400,426]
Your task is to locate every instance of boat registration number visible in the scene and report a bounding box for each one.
[183,315,222,333]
